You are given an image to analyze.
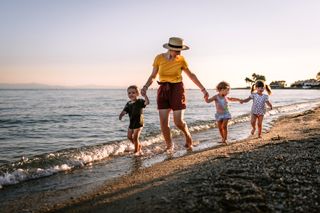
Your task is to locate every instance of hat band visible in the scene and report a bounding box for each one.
[168,43,183,49]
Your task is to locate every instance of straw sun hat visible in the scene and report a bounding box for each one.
[163,37,189,51]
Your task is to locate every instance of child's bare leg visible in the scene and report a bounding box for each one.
[257,115,264,138]
[133,128,142,153]
[222,120,229,143]
[127,129,134,144]
[251,115,257,135]
[217,121,224,143]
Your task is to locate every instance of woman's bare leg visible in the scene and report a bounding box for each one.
[159,109,173,149]
[173,110,192,148]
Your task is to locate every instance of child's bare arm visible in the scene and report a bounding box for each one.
[240,97,252,104]
[266,101,273,110]
[119,111,126,120]
[205,95,216,103]
[227,97,241,102]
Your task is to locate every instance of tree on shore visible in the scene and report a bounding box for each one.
[317,72,320,81]
[245,73,266,86]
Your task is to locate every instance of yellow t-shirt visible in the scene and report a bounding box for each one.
[152,54,188,83]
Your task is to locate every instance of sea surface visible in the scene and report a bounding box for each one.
[0,89,320,211]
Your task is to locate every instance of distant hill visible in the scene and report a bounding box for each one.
[0,83,66,89]
[0,83,123,89]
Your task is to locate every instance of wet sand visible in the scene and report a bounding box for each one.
[44,107,320,212]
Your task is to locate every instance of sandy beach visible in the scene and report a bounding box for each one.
[46,106,320,213]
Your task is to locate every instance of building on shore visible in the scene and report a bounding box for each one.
[291,79,320,89]
[269,81,286,89]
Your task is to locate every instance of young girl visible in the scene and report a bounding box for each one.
[119,85,149,156]
[241,80,273,138]
[205,81,241,144]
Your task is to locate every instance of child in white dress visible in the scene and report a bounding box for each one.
[241,81,273,138]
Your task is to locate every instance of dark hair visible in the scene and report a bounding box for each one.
[216,81,230,91]
[250,80,272,95]
[127,85,140,95]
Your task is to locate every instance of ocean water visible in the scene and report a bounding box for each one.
[0,89,320,211]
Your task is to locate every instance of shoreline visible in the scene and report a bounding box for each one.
[48,106,320,212]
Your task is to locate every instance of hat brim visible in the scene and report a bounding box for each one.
[163,43,189,51]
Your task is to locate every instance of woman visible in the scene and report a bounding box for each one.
[141,37,208,152]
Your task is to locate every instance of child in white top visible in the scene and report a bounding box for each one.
[205,81,241,144]
[241,81,273,138]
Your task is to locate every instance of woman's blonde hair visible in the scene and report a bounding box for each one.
[216,81,230,91]
[251,80,272,95]
[127,85,140,95]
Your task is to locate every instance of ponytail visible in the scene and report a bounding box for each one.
[252,80,272,95]
[250,84,255,93]
[265,84,272,95]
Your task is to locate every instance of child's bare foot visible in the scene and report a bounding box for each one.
[134,152,138,156]
[258,134,262,139]
[166,143,174,153]
[134,151,143,156]
[218,140,227,145]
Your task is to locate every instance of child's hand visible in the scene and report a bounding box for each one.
[119,111,126,120]
[239,99,244,104]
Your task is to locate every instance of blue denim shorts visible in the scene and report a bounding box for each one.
[215,112,231,121]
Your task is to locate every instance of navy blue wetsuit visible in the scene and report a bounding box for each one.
[123,99,146,129]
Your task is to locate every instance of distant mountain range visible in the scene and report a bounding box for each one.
[0,83,122,89]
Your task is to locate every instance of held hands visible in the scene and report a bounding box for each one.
[201,88,209,100]
[141,85,148,97]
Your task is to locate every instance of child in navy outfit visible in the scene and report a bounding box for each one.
[119,85,149,155]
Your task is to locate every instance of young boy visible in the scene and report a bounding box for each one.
[119,85,149,156]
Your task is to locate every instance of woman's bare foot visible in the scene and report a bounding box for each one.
[251,128,256,135]
[184,134,193,150]
[184,143,193,151]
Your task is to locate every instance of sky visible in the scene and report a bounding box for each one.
[0,0,320,88]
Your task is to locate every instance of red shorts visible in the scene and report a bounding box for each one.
[157,82,186,111]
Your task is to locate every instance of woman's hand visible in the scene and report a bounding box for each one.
[202,88,209,99]
[141,85,148,96]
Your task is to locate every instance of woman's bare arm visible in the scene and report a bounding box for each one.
[183,68,208,99]
[141,67,158,96]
